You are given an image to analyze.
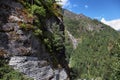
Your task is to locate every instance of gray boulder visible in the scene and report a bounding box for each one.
[9,56,54,80]
[9,56,68,80]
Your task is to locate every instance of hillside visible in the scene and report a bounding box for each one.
[64,9,120,79]
[64,9,119,38]
[0,0,69,80]
[0,1,119,80]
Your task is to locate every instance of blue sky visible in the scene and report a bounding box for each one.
[61,0,120,21]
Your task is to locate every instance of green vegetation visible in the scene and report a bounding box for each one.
[1,0,65,79]
[69,32,119,79]
[64,11,120,79]
[64,17,81,38]
[17,0,65,67]
[0,60,33,80]
[110,38,120,80]
[1,0,119,79]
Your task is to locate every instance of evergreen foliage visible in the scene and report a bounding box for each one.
[17,0,65,67]
[0,60,33,80]
[64,13,120,79]
[1,0,65,79]
[110,38,120,80]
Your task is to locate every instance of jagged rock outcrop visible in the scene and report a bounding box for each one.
[0,0,48,58]
[66,30,78,49]
[0,0,69,80]
[9,57,53,80]
[9,56,68,80]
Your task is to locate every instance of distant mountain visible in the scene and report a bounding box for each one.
[63,9,88,20]
[64,9,120,79]
[63,9,118,38]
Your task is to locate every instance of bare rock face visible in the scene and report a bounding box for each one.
[9,56,68,80]
[0,0,68,80]
[0,0,48,58]
[9,56,54,80]
[0,22,44,57]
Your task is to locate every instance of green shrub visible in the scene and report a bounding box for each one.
[31,5,46,16]
[0,60,33,80]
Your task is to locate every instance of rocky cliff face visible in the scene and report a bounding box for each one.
[0,0,69,80]
[66,30,78,49]
[0,0,47,58]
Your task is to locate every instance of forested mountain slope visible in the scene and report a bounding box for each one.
[0,0,119,80]
[64,9,120,80]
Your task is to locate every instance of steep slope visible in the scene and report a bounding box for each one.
[0,0,69,80]
[64,9,120,79]
[64,9,118,38]
[66,30,78,49]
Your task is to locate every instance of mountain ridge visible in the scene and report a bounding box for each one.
[64,9,120,31]
[63,9,119,38]
[64,9,120,79]
[63,9,90,20]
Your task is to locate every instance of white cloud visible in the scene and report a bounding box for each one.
[56,0,71,9]
[56,0,78,11]
[56,0,69,6]
[85,5,88,8]
[63,1,71,8]
[58,0,73,10]
[101,18,120,30]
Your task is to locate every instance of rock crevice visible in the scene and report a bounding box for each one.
[0,0,69,80]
